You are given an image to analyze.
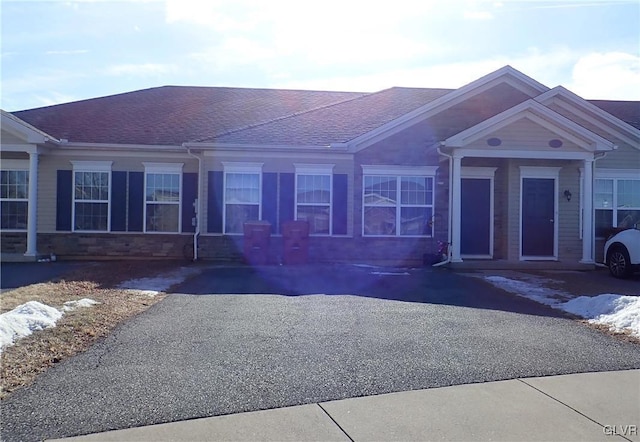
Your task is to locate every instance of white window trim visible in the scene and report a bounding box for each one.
[71,161,112,233]
[519,166,561,261]
[71,161,113,172]
[0,168,29,232]
[461,167,496,259]
[579,168,584,240]
[143,162,184,234]
[362,165,439,176]
[295,164,334,236]
[362,166,437,238]
[222,162,263,235]
[593,171,640,236]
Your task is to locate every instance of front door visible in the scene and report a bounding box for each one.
[461,178,491,256]
[521,178,555,257]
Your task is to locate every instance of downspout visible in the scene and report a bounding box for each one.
[433,143,453,267]
[185,144,203,261]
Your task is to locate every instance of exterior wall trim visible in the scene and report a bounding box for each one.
[361,165,439,175]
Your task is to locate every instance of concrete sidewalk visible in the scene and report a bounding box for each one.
[54,370,639,442]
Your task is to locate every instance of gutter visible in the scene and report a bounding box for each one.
[433,143,453,267]
[184,144,203,261]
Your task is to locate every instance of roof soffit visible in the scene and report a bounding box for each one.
[1,110,58,145]
[444,100,615,152]
[349,65,550,151]
[536,87,640,149]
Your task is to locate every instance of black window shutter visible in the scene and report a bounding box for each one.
[262,172,278,233]
[279,173,295,233]
[56,170,72,231]
[182,173,198,233]
[128,172,144,232]
[207,171,224,233]
[333,174,348,235]
[111,171,127,232]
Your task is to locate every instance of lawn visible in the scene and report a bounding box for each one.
[0,260,196,399]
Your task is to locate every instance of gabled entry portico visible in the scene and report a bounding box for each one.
[442,100,615,265]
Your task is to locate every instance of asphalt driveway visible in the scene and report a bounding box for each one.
[2,264,640,441]
[0,261,85,290]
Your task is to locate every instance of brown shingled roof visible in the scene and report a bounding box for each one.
[12,86,367,145]
[10,85,639,147]
[590,100,640,130]
[207,87,454,145]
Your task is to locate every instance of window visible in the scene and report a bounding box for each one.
[72,161,111,232]
[362,166,436,237]
[144,163,183,233]
[296,164,333,235]
[223,163,262,234]
[595,174,640,237]
[1,170,29,230]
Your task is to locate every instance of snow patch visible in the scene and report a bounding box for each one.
[0,301,63,351]
[484,276,640,337]
[560,294,640,337]
[484,275,571,306]
[63,298,100,311]
[118,267,200,296]
[371,271,410,276]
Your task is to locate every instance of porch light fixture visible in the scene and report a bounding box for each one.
[564,189,572,202]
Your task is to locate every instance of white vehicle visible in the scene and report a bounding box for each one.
[604,224,640,278]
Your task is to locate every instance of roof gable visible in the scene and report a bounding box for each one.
[537,86,640,149]
[1,110,57,144]
[348,66,550,150]
[444,99,615,153]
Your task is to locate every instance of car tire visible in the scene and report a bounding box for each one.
[607,245,632,279]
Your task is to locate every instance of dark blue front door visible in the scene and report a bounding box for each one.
[522,178,555,257]
[461,178,491,256]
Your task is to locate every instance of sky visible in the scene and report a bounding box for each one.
[1,0,639,112]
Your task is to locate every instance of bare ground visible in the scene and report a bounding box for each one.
[0,260,190,399]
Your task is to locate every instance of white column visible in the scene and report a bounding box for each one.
[451,154,463,262]
[581,158,594,263]
[24,152,39,258]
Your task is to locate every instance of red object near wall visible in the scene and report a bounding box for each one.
[282,220,309,264]
[243,221,271,265]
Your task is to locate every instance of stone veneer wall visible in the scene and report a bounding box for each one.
[1,232,27,253]
[28,232,441,266]
[37,233,194,260]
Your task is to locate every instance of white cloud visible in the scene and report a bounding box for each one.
[45,49,89,55]
[105,63,175,77]
[567,52,640,100]
[463,10,493,20]
[32,91,79,108]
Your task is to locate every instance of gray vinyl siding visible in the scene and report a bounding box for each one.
[504,159,583,262]
[38,152,198,232]
[463,118,584,153]
[202,153,354,236]
[595,142,640,170]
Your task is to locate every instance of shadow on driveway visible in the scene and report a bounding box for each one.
[0,261,86,290]
[174,263,568,318]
